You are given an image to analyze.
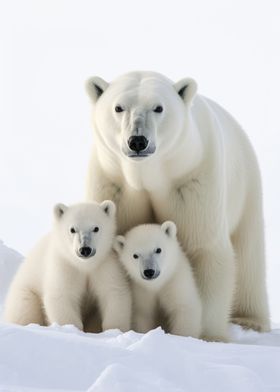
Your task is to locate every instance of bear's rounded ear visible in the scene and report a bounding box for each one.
[100,200,116,218]
[85,76,109,103]
[173,78,197,106]
[54,203,68,219]
[161,221,177,239]
[113,235,125,254]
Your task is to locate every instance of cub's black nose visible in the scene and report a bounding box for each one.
[128,136,148,153]
[79,246,92,258]
[143,269,155,279]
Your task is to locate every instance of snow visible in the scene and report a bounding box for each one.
[1,324,280,392]
[0,241,280,392]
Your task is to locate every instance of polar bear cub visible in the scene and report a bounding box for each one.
[4,201,131,332]
[114,221,202,338]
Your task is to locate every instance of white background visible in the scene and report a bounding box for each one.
[0,0,279,321]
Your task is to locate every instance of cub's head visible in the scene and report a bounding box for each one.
[86,71,197,161]
[53,200,116,265]
[114,221,179,288]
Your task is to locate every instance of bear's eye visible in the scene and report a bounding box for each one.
[154,105,163,113]
[155,248,162,254]
[93,227,99,233]
[115,105,124,113]
[70,227,76,234]
[133,254,139,259]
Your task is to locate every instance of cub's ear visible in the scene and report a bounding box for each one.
[161,221,177,239]
[174,78,197,106]
[54,203,68,219]
[100,200,116,218]
[85,76,109,103]
[113,235,125,254]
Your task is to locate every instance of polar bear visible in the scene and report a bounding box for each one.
[85,71,270,341]
[4,201,131,333]
[114,221,202,338]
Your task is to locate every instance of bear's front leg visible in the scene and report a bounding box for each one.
[193,240,235,342]
[44,294,83,330]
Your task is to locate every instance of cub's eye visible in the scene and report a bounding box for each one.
[115,105,124,113]
[133,254,139,259]
[154,105,163,113]
[93,227,99,233]
[70,227,76,234]
[155,248,162,254]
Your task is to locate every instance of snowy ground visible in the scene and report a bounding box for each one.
[1,242,280,392]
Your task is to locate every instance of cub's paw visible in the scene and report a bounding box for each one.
[231,317,270,332]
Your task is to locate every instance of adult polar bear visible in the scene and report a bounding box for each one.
[85,71,270,341]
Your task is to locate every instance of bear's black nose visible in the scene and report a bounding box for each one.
[79,246,93,258]
[143,269,155,279]
[128,136,148,153]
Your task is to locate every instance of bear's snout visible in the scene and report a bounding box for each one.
[128,136,148,153]
[78,246,95,258]
[143,269,156,279]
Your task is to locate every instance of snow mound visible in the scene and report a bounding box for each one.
[0,241,280,391]
[0,241,22,317]
[0,324,280,391]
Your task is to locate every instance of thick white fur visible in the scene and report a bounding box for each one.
[114,222,202,338]
[85,71,270,341]
[4,201,131,332]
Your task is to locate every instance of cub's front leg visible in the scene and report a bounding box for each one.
[44,294,83,330]
[44,265,85,330]
[132,285,157,333]
[159,271,202,338]
[94,259,132,332]
[4,285,45,326]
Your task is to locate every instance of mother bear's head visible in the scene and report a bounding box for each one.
[86,71,197,161]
